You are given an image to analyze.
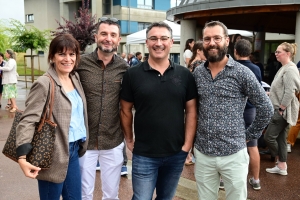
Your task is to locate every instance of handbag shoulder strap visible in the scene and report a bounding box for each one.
[37,75,55,132]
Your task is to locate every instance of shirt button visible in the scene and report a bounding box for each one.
[158,74,160,76]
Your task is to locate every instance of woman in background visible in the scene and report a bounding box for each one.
[264,42,300,176]
[1,49,18,112]
[183,38,194,68]
[188,41,206,72]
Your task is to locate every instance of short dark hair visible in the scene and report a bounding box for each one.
[146,21,173,39]
[136,52,141,57]
[96,18,121,35]
[48,34,80,74]
[0,52,3,58]
[203,21,228,37]
[234,39,252,57]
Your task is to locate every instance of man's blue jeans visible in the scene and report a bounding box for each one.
[38,141,81,200]
[132,150,188,200]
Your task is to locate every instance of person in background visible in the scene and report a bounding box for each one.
[188,41,206,72]
[228,33,242,57]
[250,51,264,81]
[1,49,18,112]
[286,91,300,153]
[121,52,128,62]
[142,56,148,62]
[183,38,195,67]
[193,21,273,200]
[77,17,129,200]
[120,21,197,200]
[130,52,141,67]
[265,42,300,176]
[127,52,134,66]
[136,52,142,62]
[234,39,263,190]
[0,52,6,108]
[16,34,88,199]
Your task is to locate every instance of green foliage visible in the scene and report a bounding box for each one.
[8,19,51,55]
[52,0,98,51]
[0,19,12,53]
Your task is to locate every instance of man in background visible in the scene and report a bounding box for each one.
[234,39,263,191]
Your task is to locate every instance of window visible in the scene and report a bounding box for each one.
[38,51,44,57]
[137,0,153,9]
[138,22,151,31]
[25,14,34,23]
[103,0,111,15]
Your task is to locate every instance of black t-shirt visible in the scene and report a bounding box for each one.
[120,60,197,157]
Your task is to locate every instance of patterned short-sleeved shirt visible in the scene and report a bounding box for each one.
[193,55,273,156]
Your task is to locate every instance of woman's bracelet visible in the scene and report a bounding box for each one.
[18,156,26,160]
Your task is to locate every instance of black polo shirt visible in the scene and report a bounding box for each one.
[120,60,197,157]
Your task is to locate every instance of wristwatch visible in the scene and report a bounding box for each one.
[279,107,285,112]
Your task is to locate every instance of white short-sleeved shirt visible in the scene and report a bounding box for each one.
[183,49,193,67]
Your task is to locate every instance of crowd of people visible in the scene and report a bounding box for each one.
[2,17,299,200]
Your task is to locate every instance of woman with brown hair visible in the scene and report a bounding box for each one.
[16,34,89,199]
[183,38,194,67]
[265,42,300,176]
[188,41,206,72]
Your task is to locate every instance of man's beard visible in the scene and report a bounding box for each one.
[203,44,228,63]
[98,43,117,53]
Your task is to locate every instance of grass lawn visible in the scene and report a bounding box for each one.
[16,52,45,76]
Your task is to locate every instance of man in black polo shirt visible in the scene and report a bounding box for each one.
[120,21,197,200]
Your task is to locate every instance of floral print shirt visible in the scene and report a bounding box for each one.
[193,55,273,156]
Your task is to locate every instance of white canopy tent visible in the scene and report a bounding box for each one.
[126,20,181,44]
[126,21,254,45]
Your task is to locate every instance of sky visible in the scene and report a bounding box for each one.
[0,0,25,24]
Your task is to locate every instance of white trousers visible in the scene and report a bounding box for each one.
[79,142,124,200]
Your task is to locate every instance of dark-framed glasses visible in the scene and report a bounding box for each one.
[147,36,170,43]
[203,36,225,44]
[98,17,118,23]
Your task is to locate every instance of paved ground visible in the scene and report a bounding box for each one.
[1,80,300,200]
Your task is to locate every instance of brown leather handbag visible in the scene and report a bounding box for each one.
[2,75,57,169]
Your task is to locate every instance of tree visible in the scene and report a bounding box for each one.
[0,19,13,53]
[8,19,50,55]
[7,19,50,83]
[52,0,98,51]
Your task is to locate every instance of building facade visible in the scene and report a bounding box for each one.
[24,0,181,71]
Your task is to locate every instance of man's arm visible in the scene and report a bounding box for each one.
[245,69,274,141]
[120,99,134,152]
[182,98,197,152]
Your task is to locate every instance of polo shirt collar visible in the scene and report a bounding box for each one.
[143,59,175,71]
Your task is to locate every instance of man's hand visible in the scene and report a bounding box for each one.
[126,139,134,152]
[181,144,192,153]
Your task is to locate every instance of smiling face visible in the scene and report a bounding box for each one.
[202,25,229,63]
[146,27,173,61]
[52,49,76,76]
[95,23,121,54]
